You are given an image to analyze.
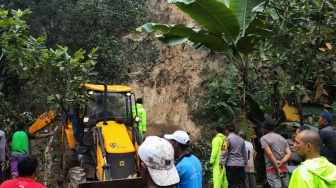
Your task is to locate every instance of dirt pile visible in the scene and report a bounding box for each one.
[129,0,225,139]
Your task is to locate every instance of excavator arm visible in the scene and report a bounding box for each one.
[28,110,56,134]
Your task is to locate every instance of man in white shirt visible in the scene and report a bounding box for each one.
[238,130,256,188]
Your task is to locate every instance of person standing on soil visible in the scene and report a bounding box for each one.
[238,130,256,188]
[6,122,55,179]
[210,126,228,188]
[132,98,147,139]
[138,136,180,188]
[317,111,336,165]
[289,130,336,188]
[164,130,202,188]
[0,155,46,188]
[222,124,247,188]
[260,119,291,188]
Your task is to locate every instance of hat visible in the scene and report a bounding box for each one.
[164,130,190,145]
[320,112,333,123]
[136,98,143,104]
[261,119,276,130]
[138,136,180,186]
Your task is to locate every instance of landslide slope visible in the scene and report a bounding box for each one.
[129,0,225,138]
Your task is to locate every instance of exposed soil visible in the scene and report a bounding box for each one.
[129,0,225,140]
[30,132,64,188]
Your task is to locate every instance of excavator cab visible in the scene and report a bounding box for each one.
[62,83,144,188]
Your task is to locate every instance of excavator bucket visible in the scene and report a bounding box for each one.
[77,178,147,188]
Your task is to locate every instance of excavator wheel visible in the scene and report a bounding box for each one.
[61,137,77,178]
[66,167,86,188]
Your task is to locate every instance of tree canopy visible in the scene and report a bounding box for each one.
[0,0,158,128]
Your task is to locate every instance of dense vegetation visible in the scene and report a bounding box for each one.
[0,0,159,130]
[1,0,336,187]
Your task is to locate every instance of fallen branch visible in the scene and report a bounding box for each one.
[43,122,61,186]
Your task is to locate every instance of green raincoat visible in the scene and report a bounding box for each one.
[289,156,336,188]
[132,103,147,138]
[210,133,228,188]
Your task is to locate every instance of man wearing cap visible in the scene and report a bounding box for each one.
[132,98,147,139]
[260,119,291,188]
[164,130,202,188]
[318,111,336,165]
[138,136,180,188]
[223,124,247,188]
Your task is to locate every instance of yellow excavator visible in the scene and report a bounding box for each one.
[27,83,146,188]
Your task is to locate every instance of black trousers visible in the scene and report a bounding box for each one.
[226,166,246,188]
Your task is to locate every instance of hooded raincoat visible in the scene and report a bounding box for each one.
[210,133,228,188]
[132,103,147,138]
[289,156,336,188]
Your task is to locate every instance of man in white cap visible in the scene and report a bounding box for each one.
[164,130,202,188]
[138,136,180,188]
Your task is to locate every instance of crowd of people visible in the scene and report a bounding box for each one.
[200,111,336,188]
[140,111,336,188]
[1,111,336,188]
[0,121,54,187]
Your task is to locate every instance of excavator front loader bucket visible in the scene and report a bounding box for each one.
[77,178,147,188]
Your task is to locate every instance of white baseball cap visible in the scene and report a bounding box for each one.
[164,130,190,145]
[138,136,180,186]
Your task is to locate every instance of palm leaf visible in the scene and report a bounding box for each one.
[135,23,229,52]
[236,19,272,55]
[171,0,240,43]
[230,0,264,36]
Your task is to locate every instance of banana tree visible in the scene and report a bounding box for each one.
[135,0,268,111]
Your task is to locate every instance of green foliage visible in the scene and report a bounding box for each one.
[192,65,239,126]
[136,0,268,55]
[136,23,228,51]
[255,0,336,122]
[329,102,336,123]
[2,0,159,83]
[173,0,240,43]
[260,0,336,98]
[0,9,98,113]
[0,0,158,135]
